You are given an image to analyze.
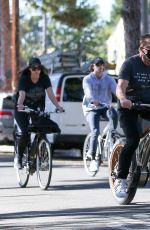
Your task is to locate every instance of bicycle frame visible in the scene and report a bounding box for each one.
[14,120,43,174]
[97,108,119,161]
[135,129,150,186]
[132,103,150,184]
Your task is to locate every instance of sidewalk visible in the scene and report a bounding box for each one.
[0,145,14,155]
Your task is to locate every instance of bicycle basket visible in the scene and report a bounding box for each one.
[28,124,54,133]
[29,116,60,134]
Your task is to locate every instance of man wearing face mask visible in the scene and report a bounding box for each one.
[114,34,150,198]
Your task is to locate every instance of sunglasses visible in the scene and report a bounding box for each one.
[144,48,150,52]
[31,66,41,71]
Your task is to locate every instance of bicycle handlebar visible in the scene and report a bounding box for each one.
[132,102,150,109]
[86,103,108,111]
[19,105,64,118]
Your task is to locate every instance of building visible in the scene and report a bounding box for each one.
[107,1,150,75]
[106,18,125,75]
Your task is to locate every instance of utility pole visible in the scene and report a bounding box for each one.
[11,0,19,92]
[0,1,6,89]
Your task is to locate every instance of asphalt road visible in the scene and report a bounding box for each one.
[0,145,150,229]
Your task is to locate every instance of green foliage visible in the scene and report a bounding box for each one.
[148,0,150,13]
[53,7,97,29]
[110,0,122,25]
[20,0,121,63]
[20,14,43,60]
[27,0,97,29]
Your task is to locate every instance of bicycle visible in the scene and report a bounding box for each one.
[83,105,122,177]
[109,102,150,205]
[14,106,61,190]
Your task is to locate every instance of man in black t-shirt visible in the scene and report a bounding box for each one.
[14,57,64,169]
[114,34,150,198]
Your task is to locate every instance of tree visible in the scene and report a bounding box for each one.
[20,15,43,61]
[110,0,122,26]
[20,0,108,59]
[122,0,141,58]
[28,0,97,29]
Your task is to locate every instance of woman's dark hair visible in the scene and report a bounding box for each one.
[18,64,48,78]
[89,63,95,72]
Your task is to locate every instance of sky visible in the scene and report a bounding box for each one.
[95,0,115,21]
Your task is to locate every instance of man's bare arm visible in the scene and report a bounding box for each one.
[116,79,128,100]
[116,79,132,109]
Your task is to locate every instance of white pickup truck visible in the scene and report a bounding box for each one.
[45,71,119,153]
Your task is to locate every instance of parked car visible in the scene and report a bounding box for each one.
[0,92,15,144]
[45,71,118,153]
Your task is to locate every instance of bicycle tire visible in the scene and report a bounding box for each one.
[14,128,29,188]
[36,137,52,190]
[83,133,98,177]
[108,138,140,205]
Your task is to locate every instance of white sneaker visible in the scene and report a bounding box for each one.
[114,179,128,198]
[89,160,99,172]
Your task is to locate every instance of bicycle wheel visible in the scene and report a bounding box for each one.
[83,133,99,177]
[36,137,52,190]
[14,129,29,188]
[108,138,140,205]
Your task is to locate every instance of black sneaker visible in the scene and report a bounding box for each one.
[14,155,22,169]
[29,159,36,174]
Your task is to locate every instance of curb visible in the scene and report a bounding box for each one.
[0,145,14,155]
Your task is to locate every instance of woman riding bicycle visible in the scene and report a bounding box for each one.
[82,57,117,172]
[14,57,64,169]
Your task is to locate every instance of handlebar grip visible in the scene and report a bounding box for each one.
[55,109,65,113]
[132,102,150,109]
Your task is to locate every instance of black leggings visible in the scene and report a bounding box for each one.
[15,110,60,157]
[117,108,150,179]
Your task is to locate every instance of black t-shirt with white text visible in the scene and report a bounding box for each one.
[119,54,150,103]
[16,73,51,110]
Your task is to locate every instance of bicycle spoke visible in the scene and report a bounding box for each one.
[83,133,98,177]
[37,139,52,190]
[16,152,30,188]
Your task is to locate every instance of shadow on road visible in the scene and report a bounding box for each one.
[0,177,109,193]
[50,178,110,190]
[0,203,150,229]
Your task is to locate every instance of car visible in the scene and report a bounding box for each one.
[0,92,15,144]
[45,71,118,153]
